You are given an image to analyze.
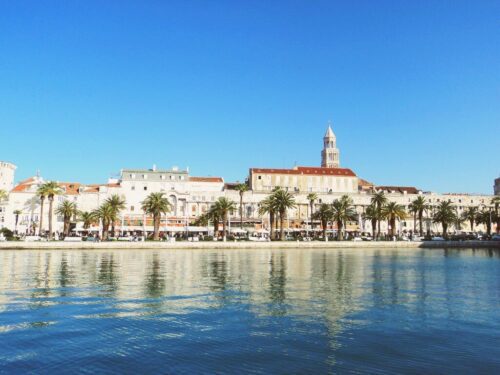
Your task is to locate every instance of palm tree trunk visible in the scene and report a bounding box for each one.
[223,214,227,241]
[442,222,448,238]
[102,222,109,241]
[338,220,343,240]
[280,212,285,241]
[39,198,45,236]
[240,195,243,229]
[322,219,327,239]
[213,219,219,238]
[390,217,396,237]
[413,212,416,233]
[418,212,423,236]
[153,214,160,240]
[310,203,314,231]
[48,198,54,240]
[371,219,376,239]
[269,212,274,240]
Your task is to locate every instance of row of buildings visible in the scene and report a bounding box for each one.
[0,125,498,236]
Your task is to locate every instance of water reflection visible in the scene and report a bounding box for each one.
[0,248,499,373]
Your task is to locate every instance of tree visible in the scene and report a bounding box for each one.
[270,188,296,240]
[141,192,171,240]
[492,196,500,234]
[381,202,407,237]
[56,200,77,238]
[92,203,115,240]
[235,183,249,229]
[0,189,7,202]
[461,206,478,232]
[259,196,276,240]
[363,203,378,239]
[371,191,388,239]
[206,205,222,238]
[313,203,333,239]
[408,202,418,233]
[433,201,457,238]
[13,209,21,234]
[410,196,428,236]
[39,181,62,240]
[476,209,493,236]
[213,197,236,241]
[307,193,318,232]
[331,195,357,240]
[78,211,96,235]
[36,185,48,236]
[105,194,126,237]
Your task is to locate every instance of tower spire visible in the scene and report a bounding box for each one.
[321,121,340,168]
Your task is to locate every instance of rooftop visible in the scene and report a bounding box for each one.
[250,166,356,177]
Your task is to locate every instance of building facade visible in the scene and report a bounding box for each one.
[1,124,497,236]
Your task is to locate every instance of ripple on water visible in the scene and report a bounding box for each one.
[0,247,499,373]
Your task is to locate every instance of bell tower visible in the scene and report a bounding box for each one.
[321,122,340,168]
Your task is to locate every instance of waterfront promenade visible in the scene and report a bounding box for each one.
[1,240,499,250]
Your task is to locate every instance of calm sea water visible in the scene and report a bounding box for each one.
[0,248,499,374]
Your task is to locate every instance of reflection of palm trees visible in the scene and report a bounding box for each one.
[97,253,119,294]
[145,253,165,298]
[59,253,74,290]
[268,253,287,316]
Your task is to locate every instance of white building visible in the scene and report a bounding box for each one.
[1,123,497,236]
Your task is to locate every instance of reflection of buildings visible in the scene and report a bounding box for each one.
[0,122,497,234]
[1,248,498,336]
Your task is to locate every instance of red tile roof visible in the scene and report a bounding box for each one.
[189,177,224,183]
[250,166,356,177]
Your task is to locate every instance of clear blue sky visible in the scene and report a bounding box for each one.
[1,0,498,194]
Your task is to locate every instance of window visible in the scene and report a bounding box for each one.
[131,185,135,191]
[144,186,148,191]
[131,206,135,211]
[142,174,147,179]
[258,176,262,180]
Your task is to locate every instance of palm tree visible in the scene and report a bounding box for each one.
[371,191,388,239]
[105,194,126,237]
[141,192,171,240]
[461,206,478,232]
[363,203,378,239]
[432,201,457,238]
[13,209,21,234]
[92,202,115,240]
[410,196,428,236]
[36,184,48,236]
[78,211,96,235]
[492,196,500,234]
[206,204,222,238]
[313,203,333,239]
[331,195,357,240]
[381,202,407,237]
[235,183,249,229]
[258,196,276,240]
[56,200,77,238]
[408,202,418,233]
[39,181,62,240]
[271,188,296,240]
[213,197,236,241]
[476,209,493,236]
[307,193,318,231]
